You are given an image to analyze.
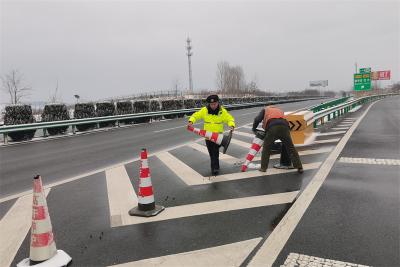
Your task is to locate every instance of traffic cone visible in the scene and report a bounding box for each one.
[241,136,264,172]
[17,175,72,267]
[187,125,232,154]
[129,148,165,217]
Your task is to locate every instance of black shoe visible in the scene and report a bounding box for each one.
[297,168,304,174]
[212,169,219,176]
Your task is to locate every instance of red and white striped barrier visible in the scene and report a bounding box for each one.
[241,136,264,172]
[187,125,232,153]
[17,175,71,267]
[129,148,165,217]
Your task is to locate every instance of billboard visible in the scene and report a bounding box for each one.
[371,70,391,80]
[309,80,328,87]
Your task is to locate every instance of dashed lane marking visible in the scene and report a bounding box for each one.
[187,142,238,164]
[331,127,350,131]
[230,138,255,149]
[281,252,370,267]
[252,147,333,161]
[234,131,255,138]
[105,166,138,227]
[316,131,346,136]
[313,138,340,144]
[110,238,262,267]
[111,191,299,226]
[156,151,208,186]
[339,157,400,165]
[247,99,380,266]
[0,189,50,267]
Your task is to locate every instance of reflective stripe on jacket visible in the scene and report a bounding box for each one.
[189,106,235,133]
[262,106,285,129]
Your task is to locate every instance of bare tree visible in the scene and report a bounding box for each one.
[1,69,32,104]
[215,61,246,96]
[49,80,60,103]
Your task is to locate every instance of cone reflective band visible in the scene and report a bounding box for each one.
[241,136,264,172]
[17,175,72,267]
[129,148,165,217]
[30,175,57,263]
[187,125,232,154]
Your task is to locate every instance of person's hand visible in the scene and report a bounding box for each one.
[229,126,234,132]
[187,121,193,129]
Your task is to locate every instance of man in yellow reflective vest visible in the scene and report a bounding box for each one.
[188,94,235,176]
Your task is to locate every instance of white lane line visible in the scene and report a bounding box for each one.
[106,166,138,227]
[156,151,208,185]
[337,123,354,127]
[211,162,321,184]
[339,157,400,165]
[187,142,239,164]
[332,127,350,131]
[248,99,380,266]
[110,238,263,267]
[316,131,346,136]
[314,138,340,144]
[230,138,253,149]
[153,125,185,133]
[0,189,50,267]
[234,131,255,138]
[252,147,333,161]
[115,191,299,226]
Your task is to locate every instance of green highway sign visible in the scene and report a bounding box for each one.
[354,73,371,91]
[359,68,371,74]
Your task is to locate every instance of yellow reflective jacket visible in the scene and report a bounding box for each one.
[189,106,235,133]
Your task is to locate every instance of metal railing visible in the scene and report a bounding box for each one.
[0,97,322,144]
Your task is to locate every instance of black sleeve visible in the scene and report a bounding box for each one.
[252,109,265,132]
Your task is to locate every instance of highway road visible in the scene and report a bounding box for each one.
[1,96,399,267]
[0,98,325,199]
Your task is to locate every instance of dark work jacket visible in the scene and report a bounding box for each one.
[252,109,289,132]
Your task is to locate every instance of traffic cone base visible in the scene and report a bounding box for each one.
[18,250,72,267]
[129,205,165,217]
[221,131,233,154]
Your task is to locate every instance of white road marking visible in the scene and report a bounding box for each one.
[316,131,346,136]
[211,162,321,184]
[314,138,340,144]
[105,166,138,227]
[156,151,207,185]
[110,238,262,267]
[349,105,362,112]
[153,125,185,133]
[332,127,350,130]
[187,142,238,164]
[281,252,370,267]
[337,123,354,127]
[339,157,400,165]
[234,131,255,138]
[252,147,333,161]
[230,138,253,149]
[113,191,299,226]
[247,99,380,266]
[0,189,50,267]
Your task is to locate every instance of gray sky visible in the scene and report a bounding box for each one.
[1,0,399,103]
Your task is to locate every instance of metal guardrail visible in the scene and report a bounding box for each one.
[310,93,396,127]
[0,97,322,144]
[310,96,351,113]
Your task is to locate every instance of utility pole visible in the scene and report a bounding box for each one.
[186,37,193,94]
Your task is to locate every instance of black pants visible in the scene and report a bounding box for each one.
[205,140,220,171]
[261,125,302,170]
[280,144,292,166]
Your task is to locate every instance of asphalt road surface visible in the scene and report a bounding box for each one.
[1,96,398,267]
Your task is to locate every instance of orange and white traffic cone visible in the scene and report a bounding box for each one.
[187,125,232,153]
[241,136,264,172]
[129,148,165,217]
[17,175,72,267]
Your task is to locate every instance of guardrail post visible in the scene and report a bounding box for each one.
[72,125,76,134]
[117,120,120,127]
[3,133,8,145]
[43,128,48,137]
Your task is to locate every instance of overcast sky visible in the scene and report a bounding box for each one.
[1,0,399,103]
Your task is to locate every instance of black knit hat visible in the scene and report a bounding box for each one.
[206,94,219,103]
